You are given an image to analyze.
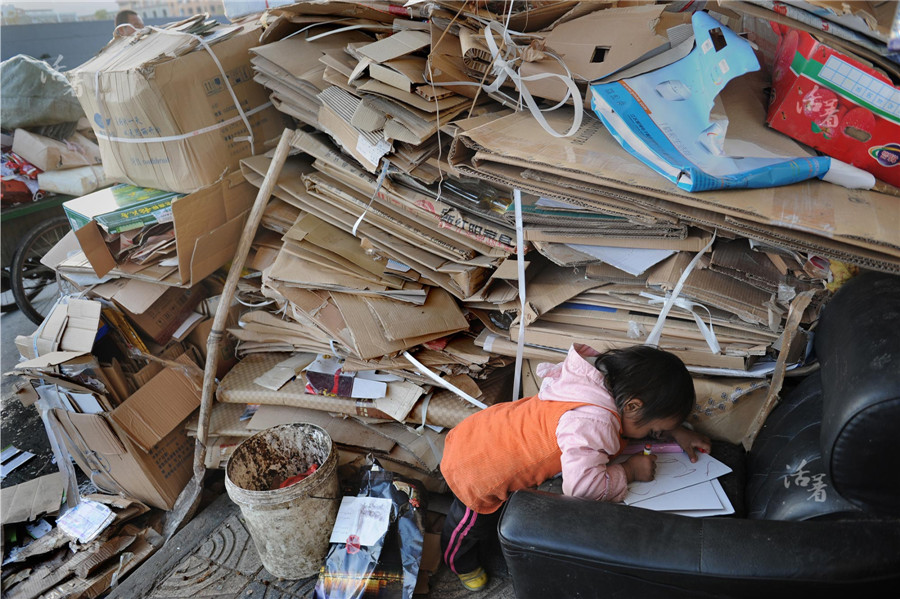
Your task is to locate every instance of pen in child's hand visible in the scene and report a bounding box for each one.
[643,443,652,456]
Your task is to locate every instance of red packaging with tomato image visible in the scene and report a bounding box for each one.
[766,25,900,187]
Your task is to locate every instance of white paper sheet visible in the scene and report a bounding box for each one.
[670,478,735,517]
[629,479,724,512]
[329,496,392,547]
[564,244,675,276]
[68,392,104,414]
[57,499,115,543]
[621,452,732,505]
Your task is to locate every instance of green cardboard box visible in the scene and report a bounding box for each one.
[63,184,183,234]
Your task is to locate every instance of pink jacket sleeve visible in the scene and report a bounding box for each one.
[556,406,628,503]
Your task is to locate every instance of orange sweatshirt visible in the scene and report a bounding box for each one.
[440,394,594,514]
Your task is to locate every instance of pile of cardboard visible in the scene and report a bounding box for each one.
[2,296,204,598]
[204,0,897,455]
[3,3,900,590]
[1,484,163,599]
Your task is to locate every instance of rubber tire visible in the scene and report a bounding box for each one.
[10,215,71,325]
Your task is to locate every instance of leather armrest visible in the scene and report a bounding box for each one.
[814,271,900,514]
[499,489,900,598]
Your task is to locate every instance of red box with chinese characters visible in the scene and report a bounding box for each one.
[766,25,900,187]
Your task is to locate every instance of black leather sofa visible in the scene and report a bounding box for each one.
[498,271,900,598]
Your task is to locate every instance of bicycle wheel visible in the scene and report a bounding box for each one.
[10,215,71,325]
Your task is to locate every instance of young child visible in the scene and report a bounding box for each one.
[439,343,711,591]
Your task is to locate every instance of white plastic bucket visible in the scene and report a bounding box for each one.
[225,423,340,579]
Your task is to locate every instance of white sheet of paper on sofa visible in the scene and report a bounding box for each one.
[622,451,732,505]
[669,478,735,517]
[329,496,392,547]
[629,479,724,512]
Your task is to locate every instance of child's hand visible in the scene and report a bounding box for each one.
[622,454,657,483]
[670,425,712,463]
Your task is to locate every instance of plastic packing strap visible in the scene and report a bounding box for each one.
[643,231,717,350]
[402,350,488,410]
[415,391,433,433]
[512,188,527,401]
[352,158,391,237]
[235,296,275,308]
[304,21,395,42]
[640,291,721,354]
[110,552,135,589]
[34,396,81,512]
[423,19,583,138]
[480,21,583,138]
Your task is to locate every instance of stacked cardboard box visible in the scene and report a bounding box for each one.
[67,20,286,194]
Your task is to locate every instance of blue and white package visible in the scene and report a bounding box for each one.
[590,11,842,192]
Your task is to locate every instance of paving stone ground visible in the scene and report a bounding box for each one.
[108,492,516,599]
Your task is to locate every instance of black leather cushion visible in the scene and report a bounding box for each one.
[746,373,859,520]
[499,489,900,599]
[815,272,900,515]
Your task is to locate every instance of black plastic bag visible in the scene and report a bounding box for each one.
[315,459,425,599]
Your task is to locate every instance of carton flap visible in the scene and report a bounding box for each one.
[0,472,65,525]
[56,409,127,456]
[171,172,255,285]
[15,350,90,370]
[110,367,201,452]
[358,30,430,63]
[74,221,117,278]
[107,279,171,315]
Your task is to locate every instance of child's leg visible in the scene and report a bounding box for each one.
[440,496,497,575]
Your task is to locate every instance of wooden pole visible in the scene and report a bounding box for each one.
[165,128,294,538]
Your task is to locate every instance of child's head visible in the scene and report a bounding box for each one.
[594,346,695,439]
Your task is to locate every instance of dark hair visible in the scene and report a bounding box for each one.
[115,10,139,26]
[594,346,695,425]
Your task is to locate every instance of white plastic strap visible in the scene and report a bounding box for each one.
[480,21,583,138]
[640,291,721,354]
[644,232,717,348]
[512,188,527,401]
[422,21,582,139]
[402,351,488,410]
[352,158,391,237]
[416,392,433,433]
[94,102,272,144]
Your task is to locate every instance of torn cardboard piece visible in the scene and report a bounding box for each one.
[0,472,65,525]
[15,298,101,360]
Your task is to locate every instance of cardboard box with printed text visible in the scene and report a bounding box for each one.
[68,23,286,193]
[767,26,900,186]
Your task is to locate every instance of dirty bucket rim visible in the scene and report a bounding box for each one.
[225,422,337,500]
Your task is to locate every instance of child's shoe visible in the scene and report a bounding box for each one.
[457,566,488,592]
